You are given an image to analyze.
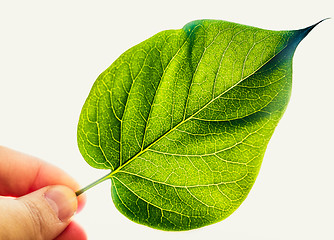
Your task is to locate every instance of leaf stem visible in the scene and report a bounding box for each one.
[75,172,112,196]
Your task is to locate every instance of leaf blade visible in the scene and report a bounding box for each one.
[77,19,318,230]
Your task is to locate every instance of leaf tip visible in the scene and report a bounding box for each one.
[306,18,330,31]
[300,18,329,35]
[289,18,328,49]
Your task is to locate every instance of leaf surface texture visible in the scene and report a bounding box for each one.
[78,19,315,230]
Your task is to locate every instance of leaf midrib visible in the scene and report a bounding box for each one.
[107,31,292,179]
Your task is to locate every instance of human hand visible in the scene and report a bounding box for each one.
[0,146,87,240]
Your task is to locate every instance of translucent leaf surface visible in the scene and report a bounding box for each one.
[77,19,317,230]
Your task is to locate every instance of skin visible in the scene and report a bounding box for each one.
[0,146,87,240]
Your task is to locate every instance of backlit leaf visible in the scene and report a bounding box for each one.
[77,19,319,230]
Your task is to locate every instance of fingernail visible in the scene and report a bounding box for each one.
[45,186,78,221]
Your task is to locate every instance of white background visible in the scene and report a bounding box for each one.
[1,1,333,239]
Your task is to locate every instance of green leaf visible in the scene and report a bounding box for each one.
[77,19,319,230]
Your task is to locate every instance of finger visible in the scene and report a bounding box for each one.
[0,185,77,240]
[0,146,86,209]
[54,221,87,240]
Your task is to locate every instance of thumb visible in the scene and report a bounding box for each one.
[0,185,78,240]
